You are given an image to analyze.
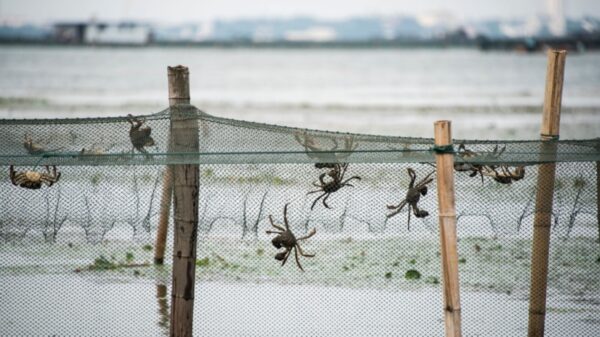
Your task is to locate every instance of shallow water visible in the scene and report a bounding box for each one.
[1,275,599,336]
[1,47,599,139]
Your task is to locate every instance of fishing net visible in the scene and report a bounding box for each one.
[0,105,599,336]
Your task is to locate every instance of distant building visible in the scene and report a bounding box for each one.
[284,26,336,42]
[53,22,152,45]
[53,23,86,44]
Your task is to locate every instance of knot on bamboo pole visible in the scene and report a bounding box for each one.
[173,252,195,259]
[172,294,195,300]
[445,306,462,313]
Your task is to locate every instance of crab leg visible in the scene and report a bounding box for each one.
[318,172,328,185]
[281,249,291,267]
[297,228,316,241]
[322,193,332,209]
[296,244,315,257]
[387,200,410,218]
[407,168,417,188]
[9,165,17,185]
[268,215,286,232]
[310,193,326,210]
[55,168,61,182]
[387,199,407,211]
[293,247,304,272]
[266,230,284,235]
[283,204,290,230]
[416,171,435,187]
[341,176,361,185]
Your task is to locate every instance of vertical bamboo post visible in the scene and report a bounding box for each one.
[154,64,191,264]
[168,65,199,337]
[527,49,567,337]
[434,120,462,337]
[154,168,173,264]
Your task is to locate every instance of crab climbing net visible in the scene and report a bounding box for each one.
[0,105,599,337]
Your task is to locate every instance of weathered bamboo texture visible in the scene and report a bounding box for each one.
[434,120,462,337]
[154,168,172,264]
[168,65,200,337]
[527,49,567,337]
[154,64,192,264]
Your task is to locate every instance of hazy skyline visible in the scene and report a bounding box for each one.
[1,0,599,24]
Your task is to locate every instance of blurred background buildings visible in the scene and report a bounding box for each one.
[0,0,599,50]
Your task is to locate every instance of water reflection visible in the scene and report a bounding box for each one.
[156,283,170,336]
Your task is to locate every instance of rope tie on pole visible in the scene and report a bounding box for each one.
[540,134,560,141]
[430,144,455,154]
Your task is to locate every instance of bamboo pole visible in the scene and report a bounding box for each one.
[154,168,172,264]
[154,64,191,264]
[168,65,200,337]
[527,49,567,337]
[434,120,462,337]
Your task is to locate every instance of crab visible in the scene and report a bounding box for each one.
[127,114,155,157]
[23,134,47,155]
[482,165,525,184]
[79,146,106,156]
[387,168,434,230]
[307,162,361,210]
[266,204,316,271]
[294,131,358,162]
[10,165,61,189]
[454,143,505,184]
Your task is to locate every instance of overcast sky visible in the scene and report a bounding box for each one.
[1,0,599,23]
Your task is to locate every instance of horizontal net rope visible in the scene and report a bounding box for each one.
[0,104,599,166]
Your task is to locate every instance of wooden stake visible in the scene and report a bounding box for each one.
[154,64,191,264]
[154,168,173,265]
[434,120,462,337]
[527,49,567,337]
[167,65,199,337]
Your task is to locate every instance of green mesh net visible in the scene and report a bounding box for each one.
[1,104,599,167]
[1,106,599,336]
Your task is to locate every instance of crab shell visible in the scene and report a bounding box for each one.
[271,231,296,250]
[17,173,43,189]
[24,171,42,182]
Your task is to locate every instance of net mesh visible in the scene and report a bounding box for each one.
[1,106,599,336]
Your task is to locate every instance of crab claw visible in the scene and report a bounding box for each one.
[271,237,283,249]
[415,210,429,218]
